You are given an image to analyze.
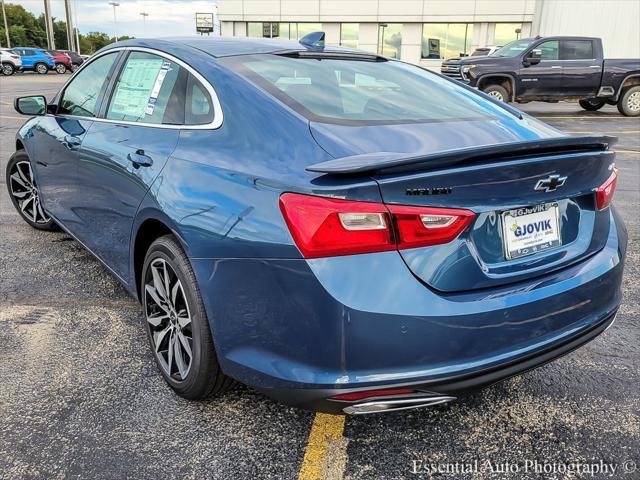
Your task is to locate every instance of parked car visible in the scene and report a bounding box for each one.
[59,49,84,70]
[0,47,22,75]
[11,47,55,74]
[440,46,502,79]
[441,36,640,116]
[7,35,626,414]
[45,49,73,73]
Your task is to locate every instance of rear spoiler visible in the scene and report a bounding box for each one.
[306,135,617,175]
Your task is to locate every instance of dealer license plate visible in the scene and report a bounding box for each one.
[501,203,562,260]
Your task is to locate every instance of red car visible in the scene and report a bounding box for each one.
[45,50,73,74]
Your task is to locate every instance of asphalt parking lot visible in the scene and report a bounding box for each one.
[1,73,639,480]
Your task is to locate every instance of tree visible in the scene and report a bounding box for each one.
[0,2,132,53]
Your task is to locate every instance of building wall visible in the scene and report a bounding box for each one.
[218,0,639,67]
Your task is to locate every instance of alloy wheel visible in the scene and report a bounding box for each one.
[55,64,66,74]
[628,91,640,113]
[144,258,193,381]
[36,63,47,74]
[2,64,14,75]
[8,160,51,224]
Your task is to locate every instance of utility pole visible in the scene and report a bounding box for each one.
[64,0,75,51]
[1,0,10,48]
[108,2,120,42]
[74,0,80,53]
[43,0,55,49]
[140,12,149,37]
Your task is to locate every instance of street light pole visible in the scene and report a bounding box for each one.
[140,12,149,37]
[108,2,120,42]
[1,0,10,48]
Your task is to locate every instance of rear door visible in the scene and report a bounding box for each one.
[560,39,601,97]
[518,40,563,97]
[75,49,216,279]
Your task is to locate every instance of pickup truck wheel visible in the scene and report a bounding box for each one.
[617,86,640,116]
[35,63,48,74]
[2,63,15,75]
[483,85,509,102]
[578,98,605,111]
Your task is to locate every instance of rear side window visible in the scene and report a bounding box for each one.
[562,40,594,60]
[106,51,187,125]
[223,54,500,125]
[58,52,118,117]
[185,74,214,125]
[536,41,559,60]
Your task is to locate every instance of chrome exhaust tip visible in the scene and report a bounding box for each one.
[342,395,456,415]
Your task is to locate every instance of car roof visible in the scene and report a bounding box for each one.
[107,36,366,58]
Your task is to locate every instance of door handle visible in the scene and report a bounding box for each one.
[64,135,81,148]
[127,150,153,168]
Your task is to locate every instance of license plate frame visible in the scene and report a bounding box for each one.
[501,203,562,260]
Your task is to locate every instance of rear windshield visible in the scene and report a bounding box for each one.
[222,54,500,126]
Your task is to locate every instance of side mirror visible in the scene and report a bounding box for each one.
[14,95,47,116]
[524,49,542,66]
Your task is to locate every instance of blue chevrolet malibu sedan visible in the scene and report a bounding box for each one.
[6,35,626,414]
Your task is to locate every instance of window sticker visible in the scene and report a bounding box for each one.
[145,60,172,116]
[109,57,165,119]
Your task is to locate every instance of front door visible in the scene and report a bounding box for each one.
[32,51,120,227]
[73,50,188,279]
[518,40,563,98]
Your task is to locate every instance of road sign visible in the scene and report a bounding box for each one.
[196,13,214,34]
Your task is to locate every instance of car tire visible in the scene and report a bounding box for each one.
[617,86,640,117]
[34,62,48,74]
[55,63,67,74]
[579,98,605,111]
[2,63,15,75]
[142,235,233,400]
[483,84,509,102]
[6,150,58,230]
[71,63,80,72]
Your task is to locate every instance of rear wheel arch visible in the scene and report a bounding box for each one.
[477,75,515,101]
[133,218,177,302]
[616,74,640,98]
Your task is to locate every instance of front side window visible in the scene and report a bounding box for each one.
[378,24,402,59]
[106,51,186,125]
[224,54,500,125]
[58,52,118,117]
[562,40,594,60]
[421,23,474,60]
[537,40,559,60]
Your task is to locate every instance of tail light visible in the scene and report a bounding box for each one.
[279,193,475,258]
[596,168,618,210]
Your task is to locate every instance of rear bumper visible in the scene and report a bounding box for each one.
[191,207,627,412]
[257,309,617,413]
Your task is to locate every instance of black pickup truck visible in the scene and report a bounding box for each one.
[441,36,640,116]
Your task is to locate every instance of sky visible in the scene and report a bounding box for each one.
[11,0,219,38]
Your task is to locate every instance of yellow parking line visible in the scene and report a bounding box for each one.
[299,413,346,480]
[616,149,640,154]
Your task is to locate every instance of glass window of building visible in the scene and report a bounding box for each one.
[493,23,523,46]
[247,22,262,38]
[421,23,474,60]
[296,23,322,39]
[378,24,402,59]
[340,23,359,48]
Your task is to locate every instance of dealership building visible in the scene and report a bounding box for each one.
[218,0,640,68]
